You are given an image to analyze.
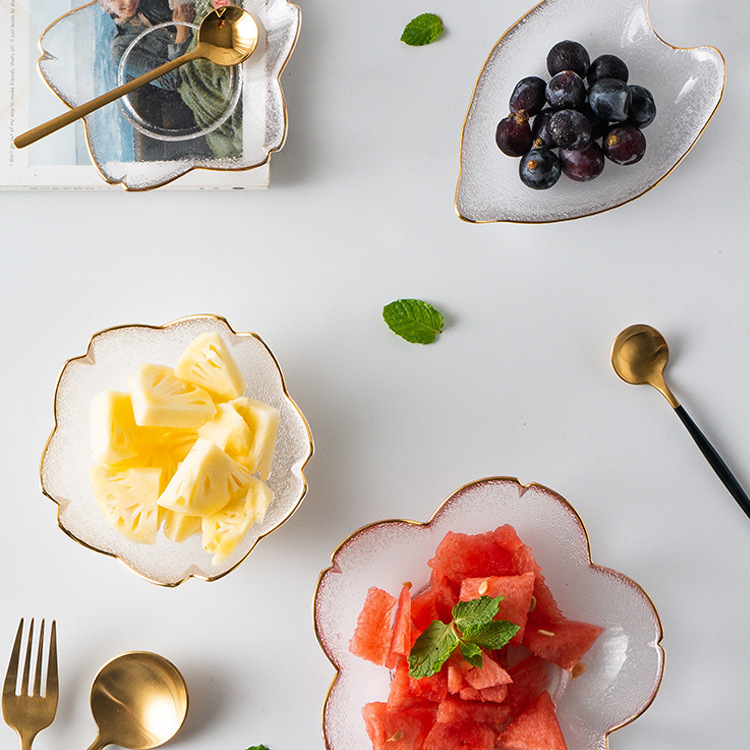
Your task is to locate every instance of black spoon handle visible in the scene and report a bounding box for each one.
[674,405,750,520]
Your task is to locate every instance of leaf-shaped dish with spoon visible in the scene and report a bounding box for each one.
[35,0,299,190]
[455,0,725,223]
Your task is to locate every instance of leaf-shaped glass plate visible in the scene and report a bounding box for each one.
[37,0,299,190]
[41,315,313,586]
[315,477,664,749]
[456,0,725,223]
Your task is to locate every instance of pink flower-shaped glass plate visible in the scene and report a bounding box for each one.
[455,0,725,223]
[315,477,664,749]
[41,315,313,586]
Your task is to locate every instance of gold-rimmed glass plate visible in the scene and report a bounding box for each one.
[315,477,664,749]
[41,314,313,586]
[455,0,725,223]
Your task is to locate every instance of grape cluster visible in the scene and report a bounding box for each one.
[495,41,656,190]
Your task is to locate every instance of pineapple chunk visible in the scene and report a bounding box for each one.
[129,363,216,428]
[157,438,252,517]
[245,476,274,525]
[90,390,158,463]
[90,464,162,544]
[201,496,251,566]
[201,478,274,565]
[160,508,202,543]
[231,397,280,479]
[111,430,197,492]
[198,402,253,459]
[174,332,246,401]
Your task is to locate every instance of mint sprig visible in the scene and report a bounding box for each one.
[383,299,445,344]
[401,13,444,46]
[245,745,270,750]
[407,595,519,678]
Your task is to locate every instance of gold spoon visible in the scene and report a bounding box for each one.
[84,652,188,750]
[14,5,258,149]
[612,324,750,519]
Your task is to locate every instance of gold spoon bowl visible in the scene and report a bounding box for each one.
[85,652,188,750]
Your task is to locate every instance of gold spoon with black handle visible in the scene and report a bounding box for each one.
[612,323,750,520]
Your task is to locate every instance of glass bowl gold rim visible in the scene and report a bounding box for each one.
[39,313,314,587]
[454,0,727,225]
[313,475,665,748]
[35,1,301,192]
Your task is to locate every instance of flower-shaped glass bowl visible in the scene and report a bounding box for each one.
[37,0,300,190]
[41,315,313,586]
[455,0,725,223]
[315,477,664,749]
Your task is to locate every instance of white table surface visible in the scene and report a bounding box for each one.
[2,0,749,748]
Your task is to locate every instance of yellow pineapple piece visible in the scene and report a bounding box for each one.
[90,464,162,544]
[174,332,246,401]
[201,477,274,565]
[129,363,216,428]
[245,476,274,525]
[90,390,159,463]
[111,429,196,492]
[231,397,280,479]
[157,438,252,517]
[201,496,251,566]
[160,508,202,543]
[198,402,253,459]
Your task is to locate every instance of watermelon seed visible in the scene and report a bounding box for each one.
[572,662,586,678]
[528,596,537,611]
[387,730,405,742]
[538,629,556,637]
[478,580,489,595]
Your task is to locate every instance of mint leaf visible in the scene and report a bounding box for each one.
[408,620,459,678]
[453,596,503,638]
[465,620,520,650]
[246,746,270,750]
[383,299,445,344]
[459,640,483,668]
[401,13,444,46]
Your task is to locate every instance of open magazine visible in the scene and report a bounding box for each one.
[0,0,285,189]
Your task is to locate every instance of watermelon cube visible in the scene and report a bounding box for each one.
[423,720,497,750]
[523,619,604,671]
[458,572,535,644]
[428,530,513,584]
[497,691,567,750]
[387,659,413,709]
[410,667,449,703]
[411,574,458,633]
[462,652,512,691]
[387,583,414,669]
[350,587,397,666]
[435,697,511,726]
[457,686,483,702]
[363,701,436,749]
[511,545,564,623]
[479,684,509,703]
[505,655,550,717]
[491,524,525,556]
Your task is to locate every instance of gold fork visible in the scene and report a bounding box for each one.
[2,619,58,750]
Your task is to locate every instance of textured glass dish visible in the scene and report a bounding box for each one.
[41,315,313,586]
[37,0,300,190]
[315,478,664,749]
[455,0,725,223]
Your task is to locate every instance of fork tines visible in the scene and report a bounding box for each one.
[3,618,58,699]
